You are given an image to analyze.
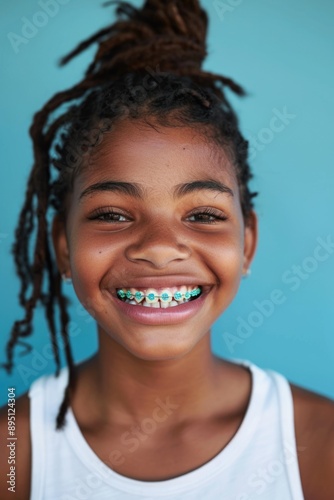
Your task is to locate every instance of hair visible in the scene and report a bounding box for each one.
[3,0,258,430]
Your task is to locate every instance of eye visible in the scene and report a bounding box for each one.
[187,208,228,224]
[88,208,131,223]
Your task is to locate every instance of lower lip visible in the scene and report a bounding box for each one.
[108,290,210,325]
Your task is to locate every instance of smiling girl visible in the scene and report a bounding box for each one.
[1,1,334,499]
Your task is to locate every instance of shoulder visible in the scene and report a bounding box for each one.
[291,383,334,500]
[0,392,31,500]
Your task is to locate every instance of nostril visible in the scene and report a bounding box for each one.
[125,242,191,267]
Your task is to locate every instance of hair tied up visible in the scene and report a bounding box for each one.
[60,0,209,78]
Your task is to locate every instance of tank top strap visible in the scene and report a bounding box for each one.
[268,369,305,499]
[229,358,304,499]
[28,367,69,500]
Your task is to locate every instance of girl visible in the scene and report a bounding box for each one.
[1,1,333,499]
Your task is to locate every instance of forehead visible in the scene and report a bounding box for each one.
[75,119,238,195]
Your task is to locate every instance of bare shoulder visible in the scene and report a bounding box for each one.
[0,392,31,500]
[291,383,334,500]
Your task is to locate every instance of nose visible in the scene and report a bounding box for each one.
[125,220,191,269]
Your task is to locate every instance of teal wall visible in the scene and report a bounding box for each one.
[1,0,333,404]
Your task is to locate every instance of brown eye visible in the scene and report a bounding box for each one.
[96,213,128,222]
[88,208,131,223]
[188,208,228,224]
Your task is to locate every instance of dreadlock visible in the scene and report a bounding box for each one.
[3,0,258,430]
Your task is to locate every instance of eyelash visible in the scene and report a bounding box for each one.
[187,207,228,224]
[88,207,228,225]
[88,208,130,223]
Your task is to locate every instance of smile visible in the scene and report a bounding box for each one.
[116,286,202,308]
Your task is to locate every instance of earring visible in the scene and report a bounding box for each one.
[242,268,251,279]
[61,273,72,285]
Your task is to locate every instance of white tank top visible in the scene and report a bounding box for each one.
[28,359,305,499]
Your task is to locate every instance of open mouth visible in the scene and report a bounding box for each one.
[116,286,203,309]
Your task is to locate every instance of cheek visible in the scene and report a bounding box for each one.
[68,230,129,303]
[68,231,110,300]
[201,229,244,310]
[201,228,244,277]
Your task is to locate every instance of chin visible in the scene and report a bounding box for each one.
[103,326,202,362]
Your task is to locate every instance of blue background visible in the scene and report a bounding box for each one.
[1,0,333,404]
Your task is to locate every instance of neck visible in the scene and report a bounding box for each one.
[82,328,226,426]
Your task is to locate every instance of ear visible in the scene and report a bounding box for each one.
[242,210,258,274]
[52,214,71,279]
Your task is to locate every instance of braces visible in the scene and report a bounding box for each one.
[117,287,202,302]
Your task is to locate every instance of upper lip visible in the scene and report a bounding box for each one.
[109,276,212,291]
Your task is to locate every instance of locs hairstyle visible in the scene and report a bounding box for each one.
[3,0,258,429]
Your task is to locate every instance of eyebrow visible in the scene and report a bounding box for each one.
[79,181,144,201]
[79,179,234,201]
[173,179,234,199]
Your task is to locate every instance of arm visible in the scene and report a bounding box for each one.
[292,384,334,500]
[0,393,31,500]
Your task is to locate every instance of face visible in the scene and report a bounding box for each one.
[53,119,257,361]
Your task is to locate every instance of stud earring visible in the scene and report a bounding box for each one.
[61,273,72,285]
[242,268,251,279]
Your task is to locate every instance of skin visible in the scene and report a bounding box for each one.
[0,119,333,499]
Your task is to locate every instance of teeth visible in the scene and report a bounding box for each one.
[159,289,172,303]
[117,285,202,306]
[130,288,145,304]
[145,288,160,304]
[174,285,187,303]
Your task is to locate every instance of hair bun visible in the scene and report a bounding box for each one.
[60,0,208,78]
